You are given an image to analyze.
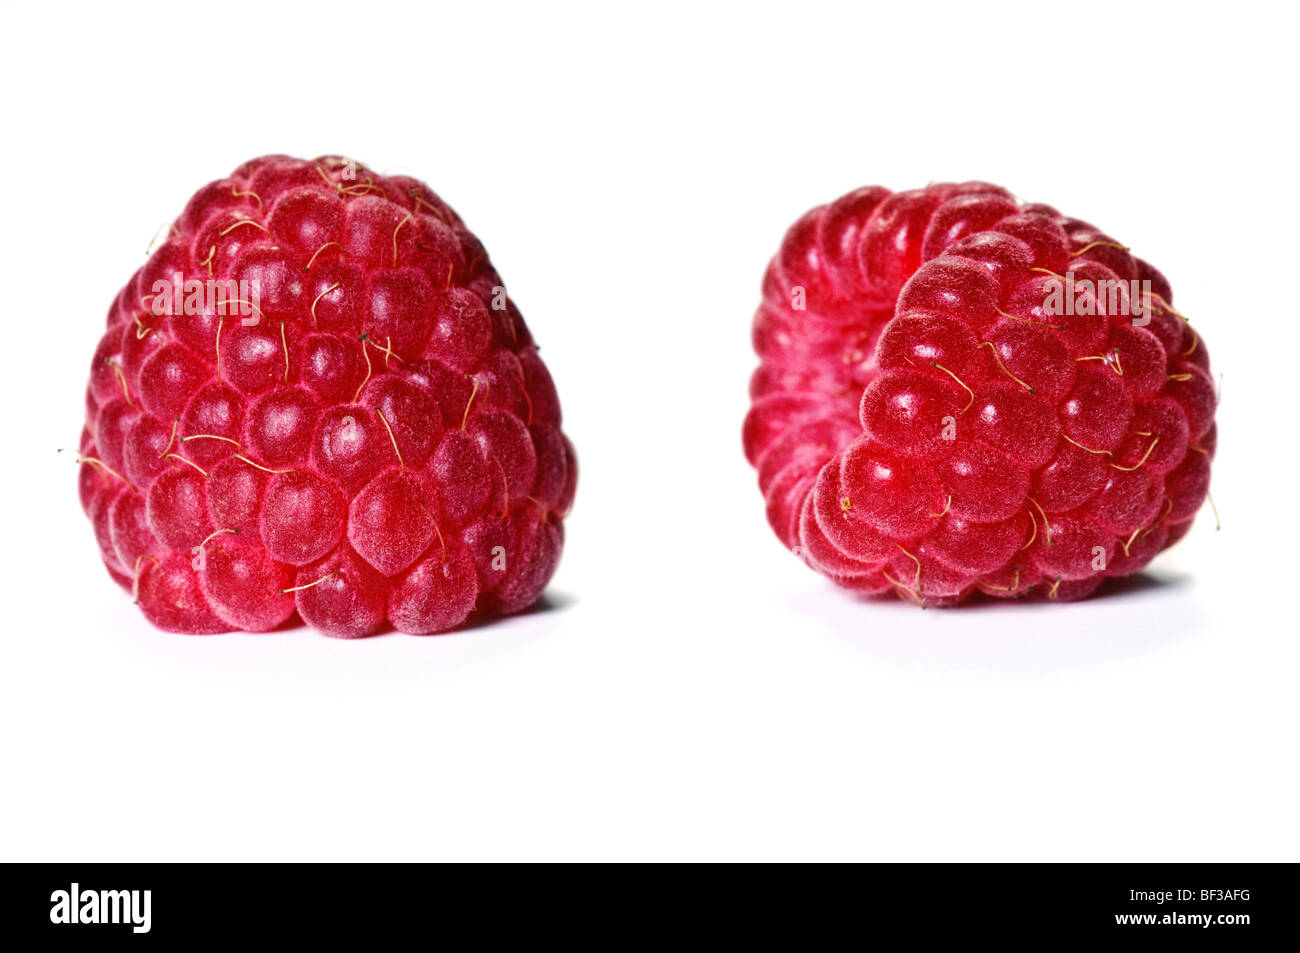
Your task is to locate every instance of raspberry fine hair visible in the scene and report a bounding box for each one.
[743,182,1215,606]
[78,155,576,636]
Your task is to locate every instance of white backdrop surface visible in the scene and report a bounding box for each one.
[0,1,1294,861]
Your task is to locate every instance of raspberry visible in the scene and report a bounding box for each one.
[744,183,1215,605]
[78,155,575,636]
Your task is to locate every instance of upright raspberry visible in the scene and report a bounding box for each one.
[744,183,1215,605]
[79,156,575,636]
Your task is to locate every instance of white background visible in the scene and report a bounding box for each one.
[1,1,1296,861]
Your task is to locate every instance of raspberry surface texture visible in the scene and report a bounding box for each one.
[79,155,575,636]
[743,182,1215,605]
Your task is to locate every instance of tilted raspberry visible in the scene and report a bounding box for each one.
[743,183,1215,605]
[79,155,575,636]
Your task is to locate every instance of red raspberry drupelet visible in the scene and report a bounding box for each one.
[743,182,1215,605]
[79,155,575,636]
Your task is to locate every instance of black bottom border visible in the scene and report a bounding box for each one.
[3,862,1291,942]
